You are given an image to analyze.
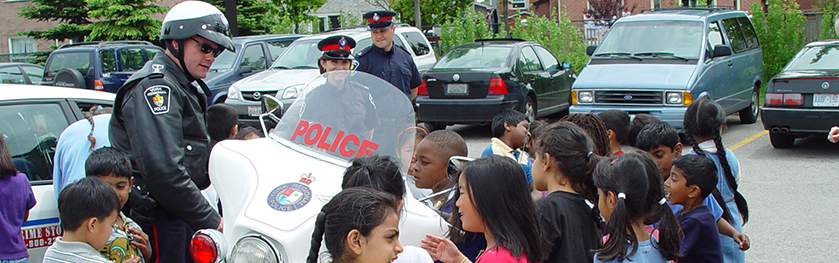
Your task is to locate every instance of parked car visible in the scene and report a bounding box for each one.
[0,63,44,85]
[41,41,163,92]
[192,72,446,262]
[204,34,303,105]
[226,25,436,127]
[761,40,839,148]
[0,85,115,262]
[416,39,575,128]
[570,7,763,129]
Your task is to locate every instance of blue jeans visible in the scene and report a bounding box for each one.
[0,258,29,263]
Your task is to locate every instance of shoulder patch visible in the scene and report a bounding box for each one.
[151,63,165,74]
[144,85,171,115]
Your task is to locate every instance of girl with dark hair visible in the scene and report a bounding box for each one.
[342,155,433,263]
[683,97,749,263]
[0,132,37,262]
[592,151,681,263]
[307,188,403,263]
[531,121,602,263]
[559,113,612,157]
[422,155,548,263]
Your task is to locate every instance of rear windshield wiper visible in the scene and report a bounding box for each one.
[593,52,643,61]
[633,52,690,61]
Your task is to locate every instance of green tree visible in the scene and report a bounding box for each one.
[439,9,497,54]
[207,0,281,36]
[85,0,168,42]
[750,0,806,81]
[392,0,473,27]
[272,0,327,33]
[511,10,588,73]
[18,0,91,42]
[817,0,838,40]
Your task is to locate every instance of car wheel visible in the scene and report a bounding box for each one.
[739,89,759,124]
[769,132,795,148]
[53,68,86,89]
[523,97,536,121]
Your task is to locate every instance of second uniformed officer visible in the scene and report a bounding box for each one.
[355,10,423,100]
[108,1,232,262]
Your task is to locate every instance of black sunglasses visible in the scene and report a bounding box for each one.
[190,38,224,57]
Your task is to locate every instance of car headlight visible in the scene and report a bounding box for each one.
[282,84,304,99]
[229,235,282,263]
[665,91,692,105]
[576,90,593,103]
[228,85,242,100]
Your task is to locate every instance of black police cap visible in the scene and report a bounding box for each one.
[318,35,357,60]
[363,10,397,30]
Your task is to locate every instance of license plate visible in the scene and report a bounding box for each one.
[446,83,468,95]
[813,94,839,107]
[248,106,263,116]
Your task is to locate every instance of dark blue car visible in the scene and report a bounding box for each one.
[42,41,163,92]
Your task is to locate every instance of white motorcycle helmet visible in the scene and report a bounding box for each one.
[160,0,234,52]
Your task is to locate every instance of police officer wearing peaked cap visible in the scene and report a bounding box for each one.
[109,1,231,262]
[355,10,423,100]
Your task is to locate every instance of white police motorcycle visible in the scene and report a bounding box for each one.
[192,71,447,263]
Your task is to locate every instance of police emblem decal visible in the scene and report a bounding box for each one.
[144,85,170,115]
[339,37,347,49]
[151,64,165,74]
[267,182,313,212]
[373,13,380,21]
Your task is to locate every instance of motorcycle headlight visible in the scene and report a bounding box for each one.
[281,84,304,99]
[228,85,242,100]
[229,235,282,263]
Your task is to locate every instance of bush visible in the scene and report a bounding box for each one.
[750,0,807,80]
[439,9,498,54]
[817,0,838,40]
[511,10,589,73]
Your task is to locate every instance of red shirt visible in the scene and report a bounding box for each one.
[613,150,625,156]
[476,246,529,263]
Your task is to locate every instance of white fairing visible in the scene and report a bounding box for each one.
[210,71,447,262]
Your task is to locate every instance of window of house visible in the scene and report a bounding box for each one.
[9,37,37,54]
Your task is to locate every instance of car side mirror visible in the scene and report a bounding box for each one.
[712,45,733,58]
[586,45,598,56]
[237,65,253,75]
[259,95,283,136]
[562,62,571,70]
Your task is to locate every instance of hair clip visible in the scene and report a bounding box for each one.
[587,152,593,158]
[659,198,667,205]
[617,193,626,199]
[610,158,619,165]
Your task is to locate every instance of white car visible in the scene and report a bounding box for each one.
[226,25,437,128]
[197,71,447,263]
[0,85,115,262]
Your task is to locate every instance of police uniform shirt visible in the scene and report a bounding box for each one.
[355,44,422,97]
[302,81,380,135]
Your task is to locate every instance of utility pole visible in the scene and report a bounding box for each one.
[414,0,421,30]
[502,0,510,37]
[224,0,238,37]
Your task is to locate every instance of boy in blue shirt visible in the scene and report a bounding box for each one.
[481,109,531,183]
[665,154,723,263]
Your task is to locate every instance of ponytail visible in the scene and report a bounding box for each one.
[597,192,636,261]
[713,135,749,224]
[307,212,327,263]
[655,198,682,260]
[86,113,97,151]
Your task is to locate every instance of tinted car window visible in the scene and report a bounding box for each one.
[783,45,839,71]
[0,103,68,182]
[145,48,161,59]
[0,66,25,84]
[708,21,725,48]
[22,66,43,85]
[356,37,372,51]
[533,46,559,71]
[737,17,759,49]
[433,46,511,69]
[211,44,241,71]
[393,35,407,50]
[519,46,543,72]
[100,49,117,73]
[597,21,704,59]
[242,44,267,71]
[272,40,320,69]
[401,31,430,56]
[267,40,294,62]
[46,52,92,78]
[120,48,147,71]
[722,18,747,53]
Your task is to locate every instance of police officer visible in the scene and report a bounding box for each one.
[109,1,233,262]
[355,10,423,100]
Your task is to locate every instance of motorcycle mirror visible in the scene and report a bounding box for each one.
[259,95,283,137]
[446,156,473,182]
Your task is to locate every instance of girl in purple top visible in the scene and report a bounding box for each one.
[0,132,37,263]
[422,156,548,263]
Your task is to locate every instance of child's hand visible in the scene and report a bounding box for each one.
[123,255,142,263]
[829,126,839,143]
[733,233,750,251]
[128,226,152,261]
[421,234,469,263]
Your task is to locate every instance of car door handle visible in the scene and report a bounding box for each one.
[727,61,733,67]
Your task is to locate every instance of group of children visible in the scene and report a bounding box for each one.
[306,97,752,263]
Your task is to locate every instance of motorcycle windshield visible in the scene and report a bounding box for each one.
[272,70,416,171]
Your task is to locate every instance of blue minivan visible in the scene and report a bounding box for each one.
[570,8,763,129]
[42,41,163,92]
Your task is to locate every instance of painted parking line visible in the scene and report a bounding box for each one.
[730,130,769,151]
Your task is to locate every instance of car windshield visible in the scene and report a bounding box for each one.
[433,46,511,69]
[783,45,839,72]
[45,52,91,78]
[272,40,320,69]
[595,21,704,60]
[271,71,415,171]
[210,45,241,71]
